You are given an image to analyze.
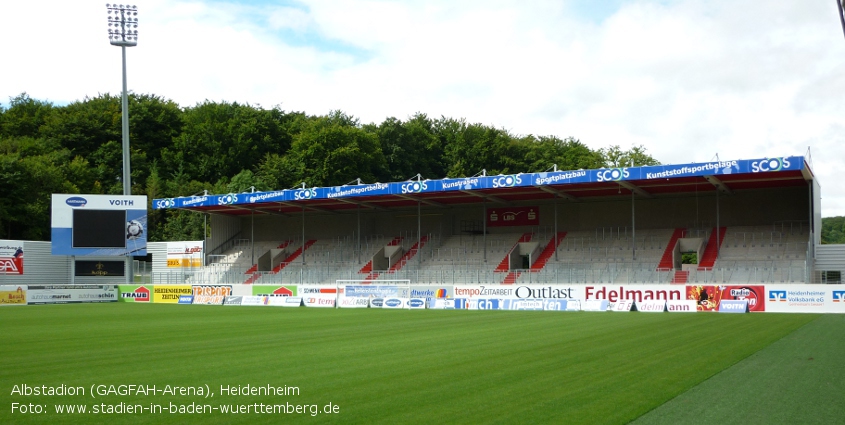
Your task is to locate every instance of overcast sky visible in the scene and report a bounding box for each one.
[1,0,843,215]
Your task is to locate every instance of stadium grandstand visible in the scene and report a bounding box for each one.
[148,155,831,286]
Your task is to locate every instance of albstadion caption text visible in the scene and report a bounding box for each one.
[9,383,340,417]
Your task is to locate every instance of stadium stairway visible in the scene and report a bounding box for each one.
[495,233,534,273]
[497,233,535,284]
[697,227,727,270]
[244,240,294,284]
[656,228,687,271]
[271,240,317,273]
[387,235,429,274]
[671,270,689,284]
[530,232,567,272]
[358,236,403,276]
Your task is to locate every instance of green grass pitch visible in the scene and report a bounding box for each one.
[0,304,841,424]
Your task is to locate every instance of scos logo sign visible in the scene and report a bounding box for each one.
[65,197,88,207]
[217,193,239,205]
[294,188,317,200]
[596,168,629,182]
[492,175,522,188]
[155,198,175,209]
[400,181,428,194]
[751,157,791,173]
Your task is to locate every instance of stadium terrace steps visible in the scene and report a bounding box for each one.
[530,232,567,272]
[698,227,727,270]
[360,236,404,279]
[272,240,317,273]
[656,228,687,271]
[671,270,689,284]
[388,235,429,273]
[495,232,534,272]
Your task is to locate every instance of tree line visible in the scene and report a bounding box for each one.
[0,92,659,242]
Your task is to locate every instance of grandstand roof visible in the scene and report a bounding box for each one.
[152,156,814,217]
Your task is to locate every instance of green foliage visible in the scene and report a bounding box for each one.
[681,252,698,264]
[821,216,845,244]
[1,93,656,241]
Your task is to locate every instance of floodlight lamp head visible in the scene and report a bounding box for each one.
[106,4,139,47]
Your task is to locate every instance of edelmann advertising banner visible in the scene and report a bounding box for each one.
[0,285,27,305]
[0,240,24,275]
[27,285,118,304]
[765,284,845,313]
[152,285,192,303]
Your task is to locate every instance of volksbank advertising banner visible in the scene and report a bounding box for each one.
[0,285,27,305]
[153,156,804,210]
[765,285,845,313]
[27,285,117,304]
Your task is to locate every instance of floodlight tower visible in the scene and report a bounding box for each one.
[838,0,845,39]
[107,4,138,284]
[107,4,137,196]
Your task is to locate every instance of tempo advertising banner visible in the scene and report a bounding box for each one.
[303,296,335,308]
[27,285,118,304]
[118,285,150,302]
[686,285,765,312]
[192,285,232,305]
[152,285,192,303]
[0,285,27,305]
[166,241,203,268]
[453,285,579,300]
[765,284,845,313]
[0,240,24,275]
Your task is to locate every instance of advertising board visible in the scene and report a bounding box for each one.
[765,285,845,313]
[0,285,27,305]
[192,285,232,305]
[634,301,666,312]
[118,285,150,302]
[686,285,765,312]
[337,296,370,308]
[166,241,203,268]
[267,297,302,307]
[152,286,192,303]
[0,240,24,275]
[51,194,147,256]
[718,300,749,313]
[28,285,118,304]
